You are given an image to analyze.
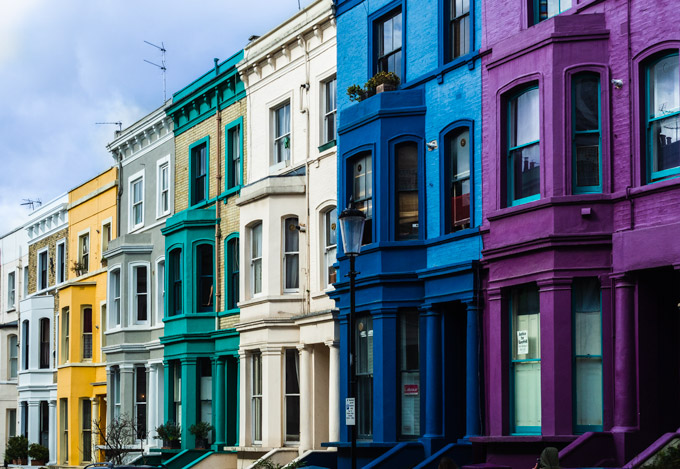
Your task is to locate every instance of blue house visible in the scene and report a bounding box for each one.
[328,0,483,466]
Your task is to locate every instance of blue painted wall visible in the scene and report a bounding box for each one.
[330,0,484,466]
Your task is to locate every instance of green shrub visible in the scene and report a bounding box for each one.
[5,435,28,461]
[28,443,49,462]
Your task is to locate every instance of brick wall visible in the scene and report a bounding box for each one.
[27,227,69,295]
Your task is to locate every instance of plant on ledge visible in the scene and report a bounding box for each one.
[189,421,214,449]
[28,443,49,466]
[156,421,182,449]
[71,260,87,276]
[347,71,401,102]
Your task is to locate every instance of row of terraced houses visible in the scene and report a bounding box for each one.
[1,0,679,468]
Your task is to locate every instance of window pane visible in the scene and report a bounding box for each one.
[650,115,680,173]
[284,218,299,252]
[399,310,420,437]
[650,55,679,119]
[574,133,600,187]
[575,357,602,427]
[511,88,540,147]
[356,315,373,438]
[511,142,540,200]
[197,245,214,311]
[396,142,419,240]
[285,349,300,394]
[252,224,262,258]
[573,74,599,132]
[253,259,262,294]
[136,267,148,321]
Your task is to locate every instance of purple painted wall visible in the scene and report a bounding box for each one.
[477,0,680,467]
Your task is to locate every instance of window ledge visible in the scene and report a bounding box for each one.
[128,224,145,235]
[318,139,337,153]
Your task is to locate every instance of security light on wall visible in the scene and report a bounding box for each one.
[426,140,438,151]
[612,79,623,89]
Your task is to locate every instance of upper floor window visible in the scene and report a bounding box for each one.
[448,0,470,60]
[132,265,149,323]
[156,259,165,324]
[353,153,373,245]
[533,0,571,24]
[22,320,29,370]
[395,142,419,240]
[82,307,93,360]
[79,233,90,273]
[38,249,49,290]
[8,334,18,379]
[7,271,15,310]
[39,318,50,369]
[283,217,300,291]
[446,128,471,232]
[158,161,171,217]
[323,208,337,288]
[109,268,121,328]
[57,240,66,284]
[507,87,540,206]
[645,53,680,182]
[376,8,402,80]
[273,103,291,166]
[23,267,28,298]
[61,308,70,363]
[227,237,239,311]
[169,248,182,316]
[130,176,144,230]
[228,125,242,189]
[323,77,337,145]
[191,141,208,205]
[250,223,263,296]
[196,244,214,312]
[572,72,602,193]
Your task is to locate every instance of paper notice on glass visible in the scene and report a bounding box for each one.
[517,330,529,355]
[345,397,355,426]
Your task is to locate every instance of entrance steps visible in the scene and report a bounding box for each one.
[623,429,680,468]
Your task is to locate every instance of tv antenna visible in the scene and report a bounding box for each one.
[144,40,167,102]
[21,198,42,211]
[96,121,123,132]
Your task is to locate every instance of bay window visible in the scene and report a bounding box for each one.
[446,127,471,231]
[196,244,214,312]
[283,217,299,291]
[250,223,263,296]
[507,87,540,206]
[395,142,419,240]
[353,153,373,245]
[572,73,602,193]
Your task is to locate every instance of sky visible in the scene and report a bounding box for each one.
[0,0,315,232]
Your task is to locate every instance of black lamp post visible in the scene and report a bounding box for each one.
[338,202,366,469]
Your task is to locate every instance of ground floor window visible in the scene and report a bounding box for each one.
[21,401,28,437]
[284,349,300,442]
[82,399,92,462]
[510,284,541,434]
[573,277,603,432]
[60,398,68,464]
[174,362,182,427]
[7,408,16,438]
[40,401,49,448]
[251,352,262,444]
[135,366,147,439]
[399,309,420,438]
[356,314,374,439]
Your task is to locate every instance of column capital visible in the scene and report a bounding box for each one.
[324,340,339,348]
[488,287,502,301]
[48,400,57,407]
[296,343,311,353]
[611,273,635,288]
[120,364,136,372]
[462,299,480,311]
[27,400,41,407]
[373,307,399,319]
[261,346,283,356]
[537,277,572,291]
[419,304,440,316]
[180,357,198,365]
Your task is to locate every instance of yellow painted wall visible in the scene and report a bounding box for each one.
[57,166,116,466]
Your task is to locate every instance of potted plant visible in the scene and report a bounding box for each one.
[71,260,86,277]
[28,443,49,466]
[366,71,400,94]
[189,421,213,449]
[5,435,28,465]
[155,421,181,449]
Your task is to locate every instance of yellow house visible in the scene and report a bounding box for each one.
[57,167,117,466]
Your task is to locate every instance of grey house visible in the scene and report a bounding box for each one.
[103,102,174,450]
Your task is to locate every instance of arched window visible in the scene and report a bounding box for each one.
[395,142,420,240]
[445,128,471,232]
[572,72,602,193]
[8,334,18,379]
[169,248,182,316]
[39,318,50,369]
[283,217,299,291]
[323,207,337,287]
[507,86,540,206]
[227,237,240,311]
[22,320,29,370]
[196,244,214,312]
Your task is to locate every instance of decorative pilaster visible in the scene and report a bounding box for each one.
[238,351,248,447]
[612,274,637,431]
[213,357,226,449]
[298,344,313,451]
[261,347,283,448]
[120,365,135,420]
[486,287,505,435]
[421,305,443,439]
[180,358,198,448]
[326,340,340,443]
[163,361,175,424]
[91,397,99,459]
[463,301,481,439]
[48,400,57,465]
[27,400,40,445]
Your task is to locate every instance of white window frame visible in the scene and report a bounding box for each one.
[284,348,300,443]
[128,169,145,232]
[56,238,67,284]
[322,75,337,146]
[156,155,172,219]
[37,247,49,291]
[322,206,337,289]
[134,365,147,440]
[23,266,29,298]
[250,222,263,297]
[251,351,262,444]
[101,218,112,254]
[8,334,18,379]
[111,366,121,419]
[107,265,122,330]
[7,271,16,310]
[271,99,292,170]
[282,216,299,293]
[129,261,151,326]
[78,228,91,274]
[81,306,93,361]
[100,300,107,360]
[155,257,165,326]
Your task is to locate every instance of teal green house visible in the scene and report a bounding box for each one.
[161,51,246,452]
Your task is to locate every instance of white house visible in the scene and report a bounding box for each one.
[234,0,338,466]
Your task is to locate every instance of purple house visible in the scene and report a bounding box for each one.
[476,0,680,467]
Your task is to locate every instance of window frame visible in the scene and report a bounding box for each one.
[21,320,29,370]
[250,222,263,297]
[56,238,67,284]
[129,262,150,326]
[284,348,301,443]
[370,3,404,82]
[356,314,374,439]
[321,76,337,147]
[225,117,244,192]
[398,309,420,439]
[189,136,210,207]
[82,398,92,462]
[391,138,423,241]
[444,0,472,63]
[155,257,165,325]
[82,306,93,361]
[349,150,374,246]
[39,317,50,369]
[532,0,572,25]
[128,170,145,232]
[570,71,603,194]
[441,121,474,234]
[134,365,147,440]
[8,334,18,379]
[644,52,680,183]
[111,366,121,419]
[61,308,70,364]
[282,216,300,293]
[272,101,292,169]
[168,247,183,317]
[225,234,240,313]
[251,351,263,445]
[322,206,337,289]
[108,266,122,330]
[101,218,112,254]
[195,243,215,313]
[7,270,16,310]
[506,85,541,207]
[37,247,49,291]
[78,229,91,274]
[156,155,172,219]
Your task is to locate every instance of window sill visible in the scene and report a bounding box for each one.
[318,139,337,153]
[127,224,145,235]
[218,308,240,318]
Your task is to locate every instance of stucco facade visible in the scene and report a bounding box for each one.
[17,193,68,465]
[0,224,29,460]
[478,0,680,467]
[57,167,117,466]
[234,1,339,466]
[103,102,174,454]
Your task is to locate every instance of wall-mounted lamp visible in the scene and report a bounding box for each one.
[612,79,624,89]
[426,140,438,151]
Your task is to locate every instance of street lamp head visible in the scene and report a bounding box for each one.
[339,199,366,257]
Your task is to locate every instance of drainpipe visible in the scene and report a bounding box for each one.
[215,60,223,314]
[626,0,634,231]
